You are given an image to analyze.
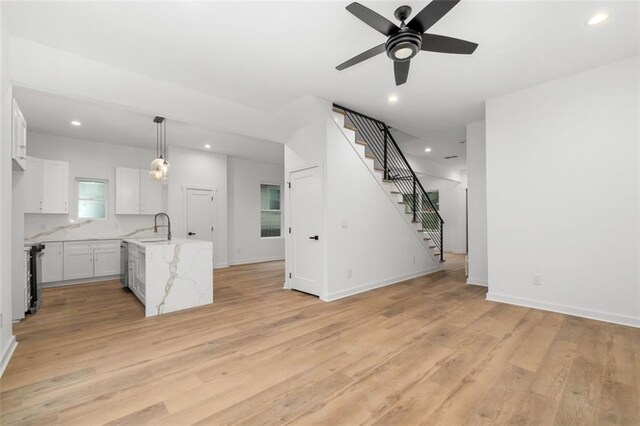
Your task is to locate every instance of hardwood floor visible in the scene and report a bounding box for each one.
[1,254,638,425]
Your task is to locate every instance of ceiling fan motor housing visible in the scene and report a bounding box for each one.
[386,27,422,62]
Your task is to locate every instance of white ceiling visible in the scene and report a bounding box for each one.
[6,1,639,169]
[13,87,284,165]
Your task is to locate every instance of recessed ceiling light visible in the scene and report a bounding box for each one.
[588,12,608,26]
[388,95,398,103]
[204,144,211,149]
[424,148,432,152]
[70,120,82,126]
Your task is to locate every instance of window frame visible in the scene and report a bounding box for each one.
[76,177,108,220]
[260,182,282,239]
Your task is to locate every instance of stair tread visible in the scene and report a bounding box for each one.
[365,154,376,159]
[355,139,367,146]
[332,107,345,115]
[344,123,357,131]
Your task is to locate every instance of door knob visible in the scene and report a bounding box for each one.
[188,232,196,236]
[309,235,319,240]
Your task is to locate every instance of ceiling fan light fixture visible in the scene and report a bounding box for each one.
[386,29,421,62]
[394,47,414,60]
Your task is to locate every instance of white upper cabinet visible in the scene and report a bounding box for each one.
[42,160,70,214]
[11,99,27,171]
[116,167,163,215]
[25,157,43,213]
[115,167,141,215]
[25,157,69,214]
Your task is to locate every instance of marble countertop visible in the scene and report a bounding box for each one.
[124,238,210,247]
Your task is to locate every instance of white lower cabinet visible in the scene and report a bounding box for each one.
[42,242,64,283]
[63,240,121,281]
[63,242,94,280]
[128,244,145,304]
[94,242,121,277]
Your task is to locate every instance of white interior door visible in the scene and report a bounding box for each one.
[289,167,322,296]
[186,189,214,243]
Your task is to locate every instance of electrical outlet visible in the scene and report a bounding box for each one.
[533,274,542,286]
[347,268,352,279]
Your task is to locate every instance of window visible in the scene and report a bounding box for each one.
[77,179,107,219]
[403,190,440,230]
[260,184,281,238]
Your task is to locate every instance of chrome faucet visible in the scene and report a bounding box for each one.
[154,213,172,241]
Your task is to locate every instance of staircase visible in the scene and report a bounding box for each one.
[332,104,445,263]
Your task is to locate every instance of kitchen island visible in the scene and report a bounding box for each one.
[124,238,213,317]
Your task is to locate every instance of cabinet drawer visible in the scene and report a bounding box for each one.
[64,241,93,251]
[94,240,120,250]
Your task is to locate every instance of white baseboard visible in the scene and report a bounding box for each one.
[446,249,467,254]
[467,277,488,287]
[228,256,285,266]
[323,266,441,302]
[214,264,229,269]
[0,335,18,378]
[43,275,120,288]
[486,292,640,328]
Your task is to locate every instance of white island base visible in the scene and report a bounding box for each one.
[125,238,213,317]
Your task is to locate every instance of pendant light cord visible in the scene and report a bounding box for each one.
[156,119,160,158]
[163,119,168,161]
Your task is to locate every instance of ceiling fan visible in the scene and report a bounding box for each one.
[336,0,478,85]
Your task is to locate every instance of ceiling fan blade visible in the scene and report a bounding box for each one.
[407,0,461,34]
[336,43,386,70]
[346,2,400,36]
[421,33,478,54]
[394,60,410,86]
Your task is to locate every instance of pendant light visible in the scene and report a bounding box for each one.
[150,116,170,183]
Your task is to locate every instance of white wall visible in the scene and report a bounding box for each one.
[1,2,18,376]
[280,96,440,300]
[228,157,284,265]
[278,96,330,294]
[24,132,284,273]
[24,132,162,242]
[167,146,228,269]
[408,155,465,182]
[325,114,440,300]
[485,56,639,327]
[466,121,487,286]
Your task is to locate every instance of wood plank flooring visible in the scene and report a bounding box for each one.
[1,254,638,425]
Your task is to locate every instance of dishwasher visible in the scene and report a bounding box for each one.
[28,244,45,314]
[120,241,129,287]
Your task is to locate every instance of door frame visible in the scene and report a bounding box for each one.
[182,184,216,260]
[285,165,326,299]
